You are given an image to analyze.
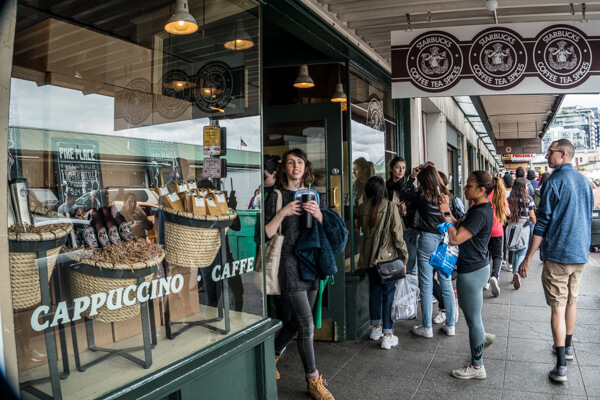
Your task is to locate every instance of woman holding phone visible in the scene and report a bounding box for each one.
[265,148,334,400]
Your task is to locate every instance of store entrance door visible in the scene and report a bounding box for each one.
[264,102,346,341]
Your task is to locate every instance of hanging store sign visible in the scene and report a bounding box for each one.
[496,139,542,155]
[392,22,600,97]
[203,125,227,156]
[511,154,535,162]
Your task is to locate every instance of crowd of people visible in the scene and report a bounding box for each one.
[265,139,593,399]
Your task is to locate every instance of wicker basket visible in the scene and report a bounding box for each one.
[161,207,237,268]
[9,208,73,311]
[69,250,165,323]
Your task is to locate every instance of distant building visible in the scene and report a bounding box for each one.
[543,106,599,151]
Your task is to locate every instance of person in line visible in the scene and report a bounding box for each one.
[439,171,503,380]
[264,154,280,195]
[58,194,78,216]
[386,156,417,275]
[502,174,514,271]
[515,167,535,197]
[265,149,334,400]
[408,164,455,338]
[518,139,593,382]
[507,179,536,290]
[117,192,153,238]
[358,176,408,350]
[527,169,539,191]
[352,157,375,205]
[482,179,508,297]
[534,172,551,208]
[432,171,462,324]
[248,188,260,209]
[252,186,262,209]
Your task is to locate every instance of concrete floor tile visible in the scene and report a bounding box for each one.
[326,364,416,400]
[571,324,600,344]
[504,361,586,396]
[421,353,505,390]
[481,303,511,320]
[352,348,434,381]
[575,294,600,310]
[575,308,600,325]
[508,319,553,340]
[413,387,500,400]
[580,366,600,397]
[510,305,551,322]
[509,290,549,307]
[569,342,600,367]
[506,337,555,363]
[437,334,508,361]
[502,390,554,399]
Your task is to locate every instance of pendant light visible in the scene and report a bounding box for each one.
[293,65,315,89]
[224,18,254,51]
[330,65,347,103]
[165,0,198,35]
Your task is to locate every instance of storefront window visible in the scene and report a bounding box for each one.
[347,69,396,272]
[7,0,261,397]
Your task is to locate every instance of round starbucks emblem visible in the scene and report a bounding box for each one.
[367,95,385,133]
[534,25,592,88]
[194,62,233,113]
[469,28,527,90]
[121,78,152,125]
[406,32,463,92]
[157,69,191,119]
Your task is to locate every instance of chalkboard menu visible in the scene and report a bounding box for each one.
[52,138,103,203]
[145,140,181,187]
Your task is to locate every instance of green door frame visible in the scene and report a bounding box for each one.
[264,102,346,340]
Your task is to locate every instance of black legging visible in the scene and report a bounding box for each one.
[274,290,318,374]
[488,236,503,279]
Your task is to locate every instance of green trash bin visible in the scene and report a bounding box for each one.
[228,209,260,262]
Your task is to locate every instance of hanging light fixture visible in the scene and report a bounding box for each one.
[165,0,198,35]
[484,0,498,12]
[224,18,254,50]
[330,65,347,103]
[293,65,315,89]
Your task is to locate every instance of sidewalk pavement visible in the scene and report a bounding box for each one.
[276,252,600,399]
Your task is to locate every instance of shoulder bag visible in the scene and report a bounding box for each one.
[255,189,284,295]
[373,202,406,284]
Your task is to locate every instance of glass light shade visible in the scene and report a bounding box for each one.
[163,80,195,91]
[224,38,254,51]
[293,65,315,89]
[165,0,198,35]
[330,83,347,102]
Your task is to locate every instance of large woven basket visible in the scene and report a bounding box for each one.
[69,250,165,323]
[162,207,237,268]
[9,207,73,311]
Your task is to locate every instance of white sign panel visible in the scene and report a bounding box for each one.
[392,22,600,98]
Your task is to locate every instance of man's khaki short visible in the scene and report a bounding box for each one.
[541,260,586,307]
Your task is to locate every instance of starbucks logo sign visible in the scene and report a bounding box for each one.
[121,78,152,125]
[157,69,191,119]
[367,96,385,133]
[194,62,234,113]
[534,25,592,88]
[406,32,463,92]
[469,28,527,90]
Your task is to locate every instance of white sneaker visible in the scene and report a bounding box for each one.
[451,364,486,380]
[433,310,446,324]
[442,324,455,336]
[432,297,438,304]
[411,325,433,338]
[370,326,383,340]
[483,282,490,290]
[381,334,399,350]
[490,276,500,297]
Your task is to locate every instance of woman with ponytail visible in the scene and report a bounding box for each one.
[357,176,408,350]
[439,171,502,380]
[483,178,509,297]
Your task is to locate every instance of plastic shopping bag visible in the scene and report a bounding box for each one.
[391,275,418,322]
[429,222,459,279]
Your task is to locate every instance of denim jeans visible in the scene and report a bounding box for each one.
[404,230,419,276]
[367,267,396,334]
[511,248,527,274]
[417,232,455,328]
[274,290,318,374]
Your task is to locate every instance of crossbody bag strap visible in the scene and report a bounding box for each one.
[274,189,283,234]
[373,202,391,264]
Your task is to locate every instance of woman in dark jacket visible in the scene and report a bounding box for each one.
[358,176,408,350]
[407,165,456,339]
[265,148,334,400]
[386,156,417,275]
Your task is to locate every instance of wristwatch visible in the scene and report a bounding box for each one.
[443,212,451,217]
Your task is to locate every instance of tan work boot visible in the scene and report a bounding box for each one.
[275,355,280,380]
[307,375,334,400]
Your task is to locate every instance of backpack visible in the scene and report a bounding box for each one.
[505,220,530,251]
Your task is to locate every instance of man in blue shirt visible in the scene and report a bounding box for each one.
[519,139,593,383]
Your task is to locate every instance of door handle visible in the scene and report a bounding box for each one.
[331,187,339,208]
